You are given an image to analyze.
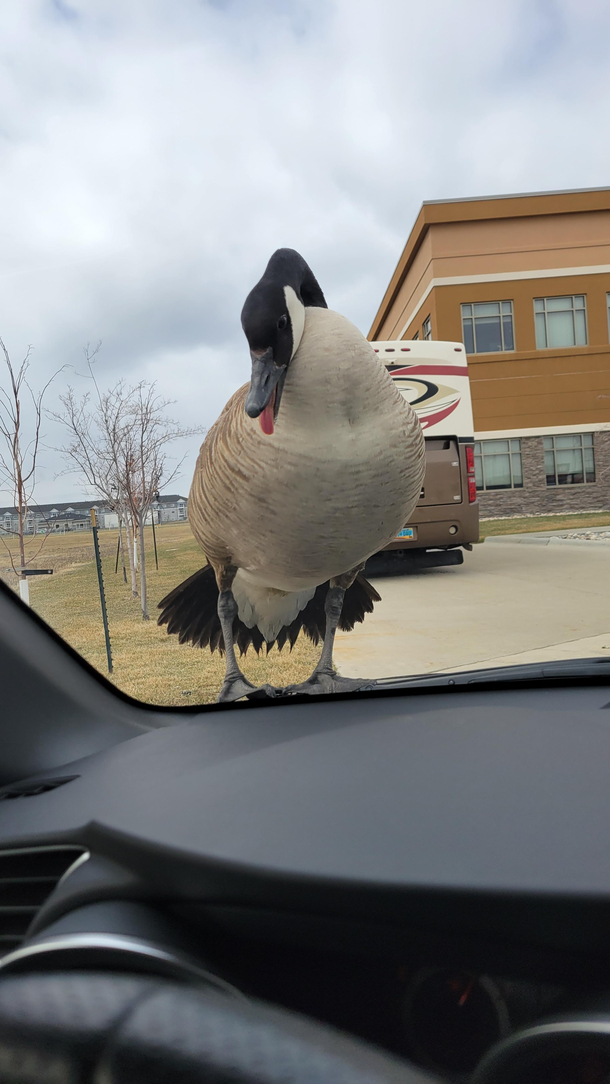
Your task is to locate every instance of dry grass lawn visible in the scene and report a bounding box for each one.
[479,511,610,537]
[0,523,320,706]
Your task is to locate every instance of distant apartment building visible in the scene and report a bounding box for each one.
[0,495,188,534]
[369,187,610,516]
[155,494,188,523]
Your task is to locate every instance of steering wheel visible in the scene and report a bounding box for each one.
[0,970,437,1083]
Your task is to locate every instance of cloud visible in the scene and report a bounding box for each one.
[0,0,609,501]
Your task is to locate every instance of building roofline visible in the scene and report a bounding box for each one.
[422,185,610,206]
[368,186,610,340]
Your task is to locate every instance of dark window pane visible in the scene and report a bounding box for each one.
[556,447,582,473]
[547,310,575,348]
[502,315,514,350]
[584,448,595,481]
[473,302,501,317]
[462,318,474,353]
[482,453,511,488]
[544,450,556,484]
[546,296,572,312]
[555,434,580,449]
[511,453,523,486]
[482,439,509,452]
[475,316,503,353]
[535,313,547,348]
[556,445,583,484]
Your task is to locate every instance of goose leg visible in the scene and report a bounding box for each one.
[282,569,377,697]
[217,589,277,703]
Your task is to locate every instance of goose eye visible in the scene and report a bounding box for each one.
[277,314,288,331]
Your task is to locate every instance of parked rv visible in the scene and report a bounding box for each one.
[369,339,479,570]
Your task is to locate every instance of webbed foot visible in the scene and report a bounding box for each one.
[217,676,278,703]
[281,671,377,697]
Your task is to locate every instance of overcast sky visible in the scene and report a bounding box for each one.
[1,0,610,503]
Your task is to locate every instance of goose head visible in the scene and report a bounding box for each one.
[241,248,327,434]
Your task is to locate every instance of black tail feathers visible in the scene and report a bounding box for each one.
[157,564,380,656]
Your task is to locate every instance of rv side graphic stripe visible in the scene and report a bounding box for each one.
[391,365,470,377]
[419,401,460,429]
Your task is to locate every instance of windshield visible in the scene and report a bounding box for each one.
[0,3,608,707]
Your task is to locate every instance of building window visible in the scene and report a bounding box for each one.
[411,331,419,340]
[461,301,514,354]
[422,315,431,341]
[544,433,595,486]
[474,439,523,490]
[534,295,587,349]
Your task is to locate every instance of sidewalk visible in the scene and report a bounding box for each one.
[334,537,610,681]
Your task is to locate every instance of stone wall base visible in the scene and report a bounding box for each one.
[476,431,610,518]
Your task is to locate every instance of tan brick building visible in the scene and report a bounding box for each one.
[369,187,610,517]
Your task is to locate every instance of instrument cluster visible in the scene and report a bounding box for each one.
[399,966,610,1083]
[400,966,560,1078]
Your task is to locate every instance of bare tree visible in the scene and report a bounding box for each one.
[0,338,61,596]
[54,354,202,620]
[127,383,203,618]
[53,371,140,598]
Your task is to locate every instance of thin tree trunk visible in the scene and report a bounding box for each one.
[125,515,138,597]
[137,513,149,620]
[17,483,26,592]
[118,518,127,584]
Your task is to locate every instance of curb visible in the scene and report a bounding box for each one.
[485,534,610,547]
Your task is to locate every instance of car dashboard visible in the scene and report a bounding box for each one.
[1,655,610,1082]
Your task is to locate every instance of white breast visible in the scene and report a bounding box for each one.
[231,570,316,642]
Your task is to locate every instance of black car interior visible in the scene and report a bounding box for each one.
[1,577,610,1083]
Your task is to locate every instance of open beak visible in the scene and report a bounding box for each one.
[244,348,287,434]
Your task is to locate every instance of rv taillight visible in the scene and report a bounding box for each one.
[466,446,475,474]
[468,476,477,503]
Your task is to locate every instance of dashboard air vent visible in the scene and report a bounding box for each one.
[0,846,87,958]
[0,776,79,802]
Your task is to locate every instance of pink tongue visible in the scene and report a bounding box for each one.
[259,390,276,435]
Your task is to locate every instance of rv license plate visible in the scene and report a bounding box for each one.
[396,527,414,539]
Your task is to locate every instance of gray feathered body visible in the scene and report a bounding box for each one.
[188,307,425,640]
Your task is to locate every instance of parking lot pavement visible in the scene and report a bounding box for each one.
[334,539,610,681]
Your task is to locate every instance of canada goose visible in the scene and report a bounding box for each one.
[158,249,425,702]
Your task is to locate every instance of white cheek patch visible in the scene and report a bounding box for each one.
[284,285,305,359]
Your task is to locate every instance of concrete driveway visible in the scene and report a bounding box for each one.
[334,536,610,680]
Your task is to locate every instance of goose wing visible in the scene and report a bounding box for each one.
[187,382,250,570]
[157,566,380,656]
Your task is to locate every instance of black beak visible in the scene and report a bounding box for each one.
[245,348,287,418]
